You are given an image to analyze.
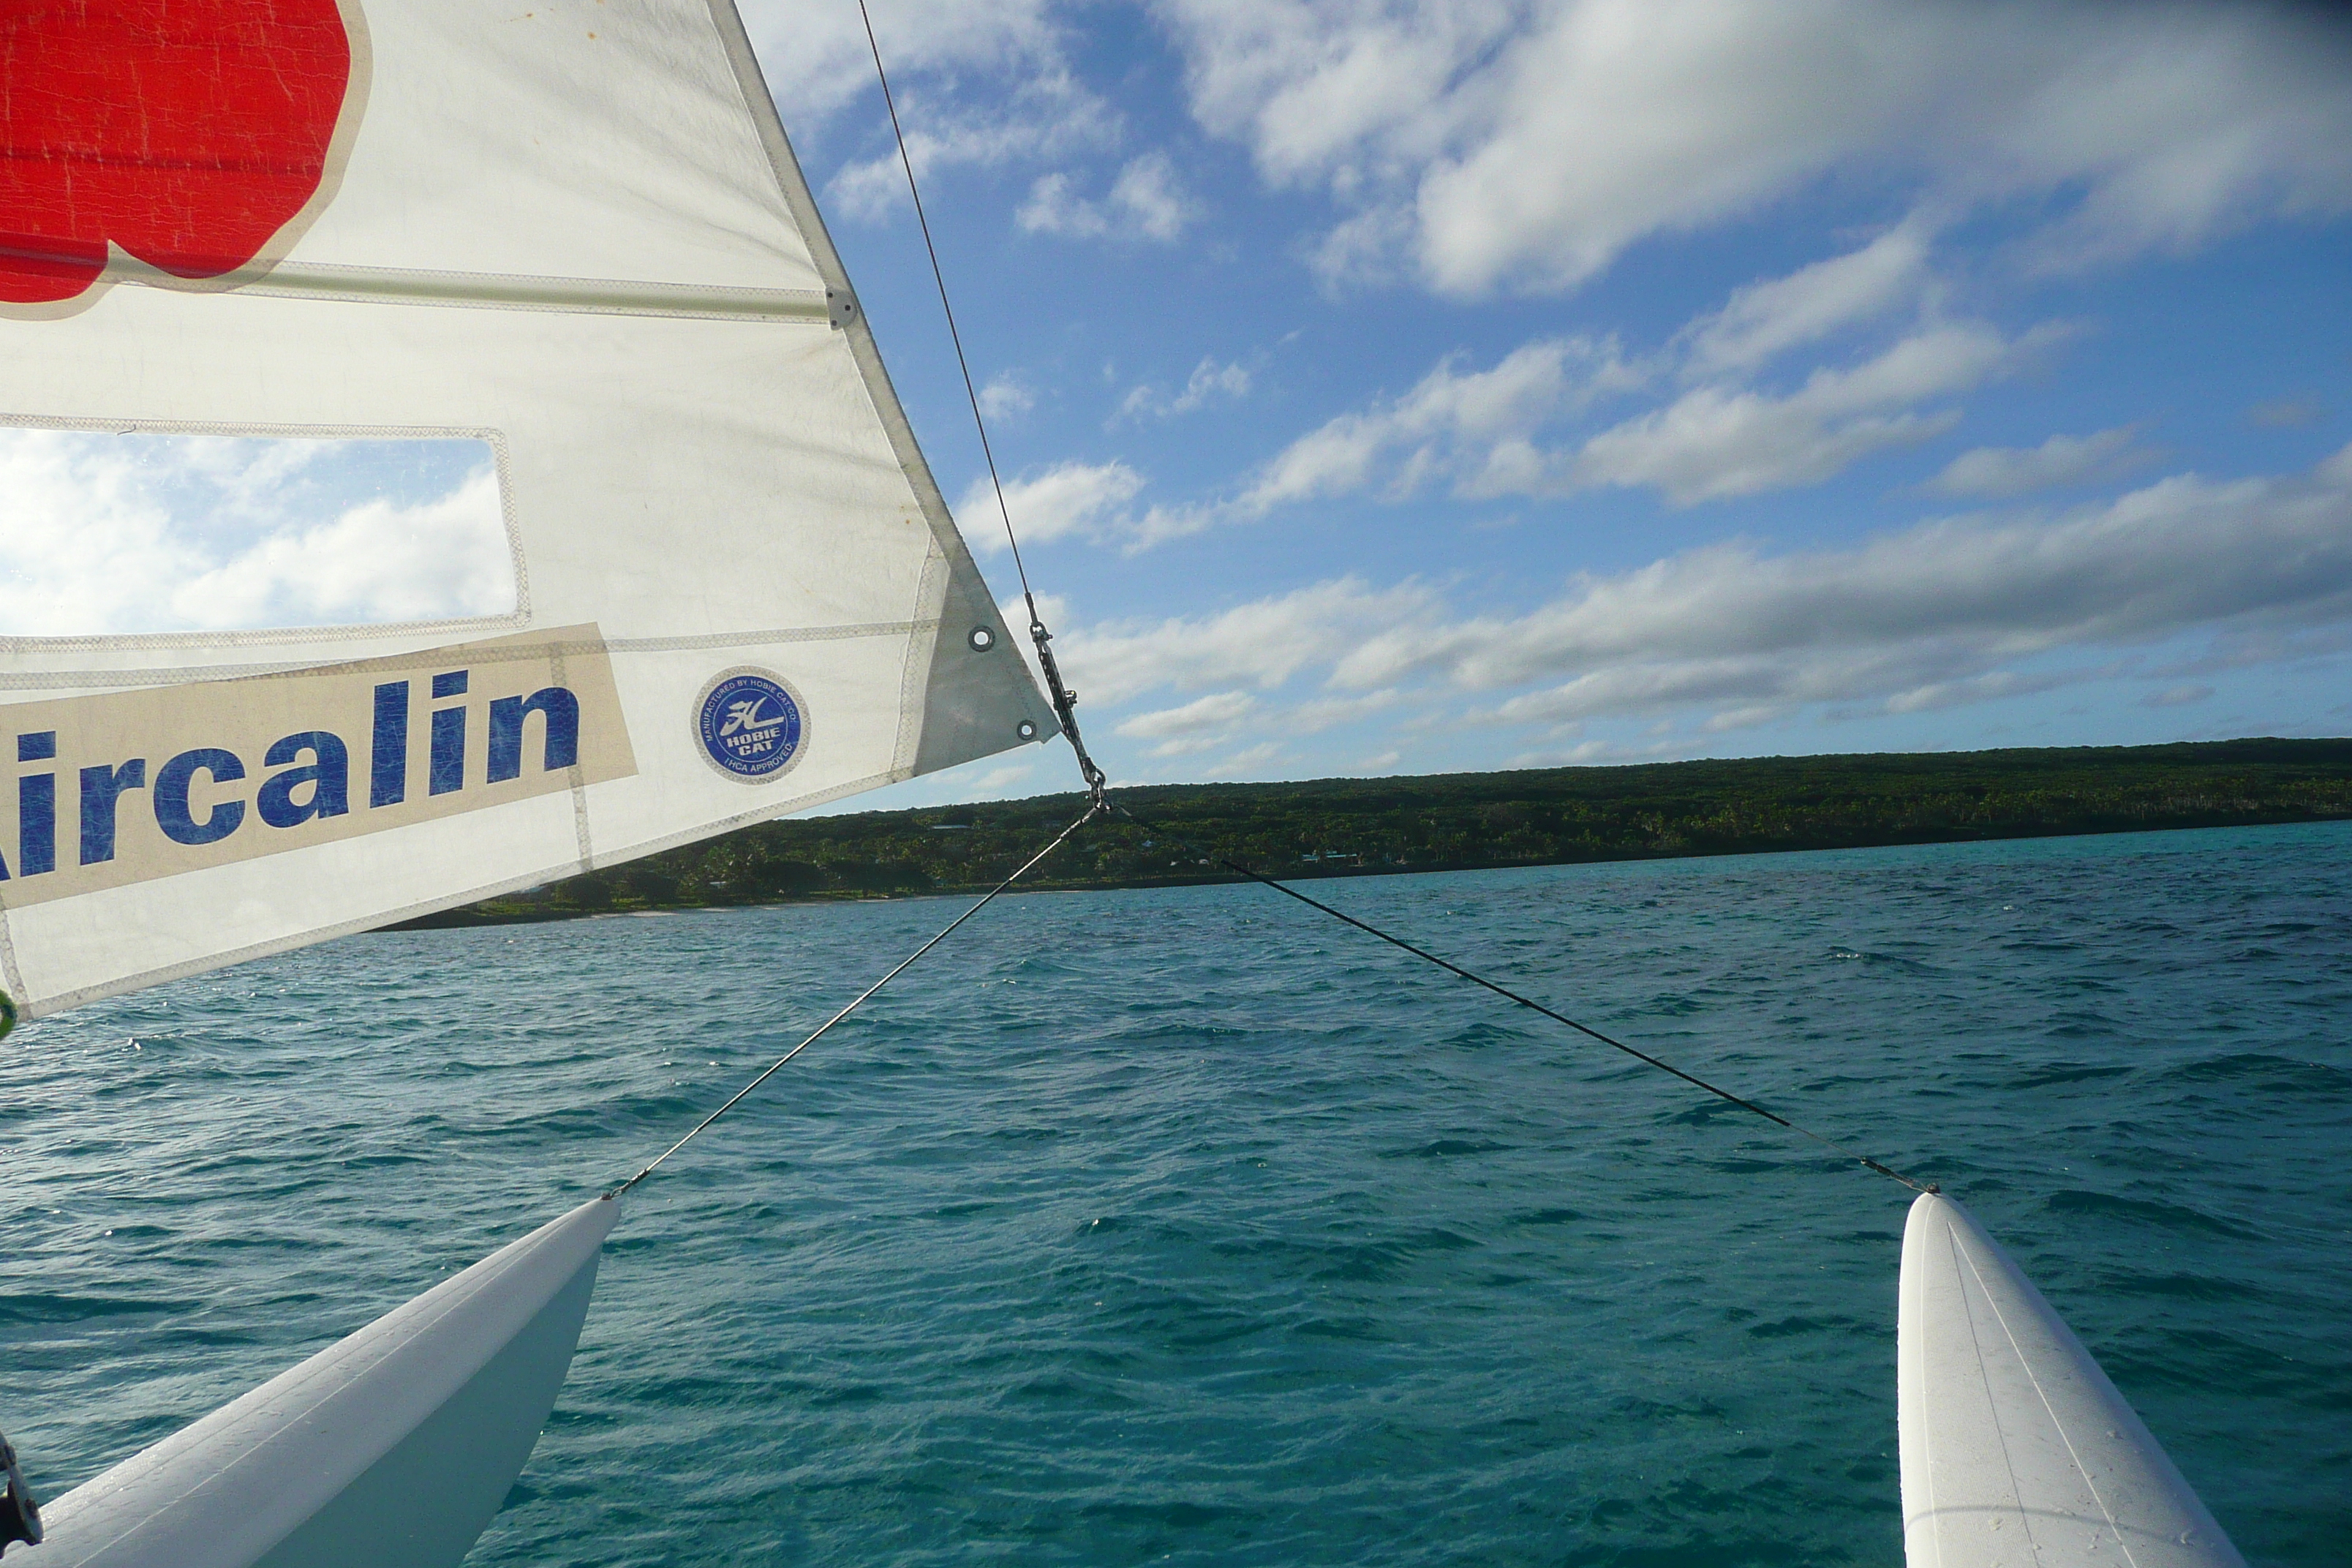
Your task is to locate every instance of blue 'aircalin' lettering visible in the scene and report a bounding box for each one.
[371,681,409,809]
[429,670,469,796]
[488,688,581,783]
[80,760,148,865]
[258,732,351,829]
[155,749,247,847]
[18,731,56,877]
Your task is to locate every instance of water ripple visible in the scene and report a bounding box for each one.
[1,821,2346,1565]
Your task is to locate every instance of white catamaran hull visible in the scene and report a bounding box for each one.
[26,1196,617,1568]
[1897,1191,2243,1568]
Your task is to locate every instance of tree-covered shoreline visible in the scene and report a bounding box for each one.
[392,738,2352,929]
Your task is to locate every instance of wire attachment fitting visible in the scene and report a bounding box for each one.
[857,0,1109,810]
[0,1431,42,1555]
[1025,595,1107,807]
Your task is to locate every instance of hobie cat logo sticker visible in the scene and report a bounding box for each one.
[695,669,807,782]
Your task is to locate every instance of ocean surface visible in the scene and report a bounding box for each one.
[5,821,2348,1566]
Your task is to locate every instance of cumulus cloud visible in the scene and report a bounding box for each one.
[1169,315,2051,525]
[1116,689,1259,738]
[1053,443,2352,739]
[1115,690,1262,755]
[1572,323,2059,504]
[1205,740,1285,777]
[827,67,1117,222]
[1116,357,1254,422]
[1155,0,2352,296]
[0,431,513,638]
[1330,444,2352,717]
[960,459,1145,551]
[180,472,514,630]
[1680,222,1935,377]
[1021,152,1202,241]
[1093,219,2075,542]
[744,0,1068,124]
[1060,577,1439,704]
[1233,336,1639,513]
[1925,427,2150,498]
[978,372,1036,421]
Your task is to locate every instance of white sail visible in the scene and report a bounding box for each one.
[1897,1192,2243,1568]
[0,0,1053,1020]
[26,1197,618,1568]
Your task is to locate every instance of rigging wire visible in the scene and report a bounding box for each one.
[608,802,1101,1198]
[610,4,1125,1200]
[854,0,1107,807]
[845,0,1929,1199]
[1111,805,1939,1196]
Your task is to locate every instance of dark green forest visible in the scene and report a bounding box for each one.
[394,737,2352,927]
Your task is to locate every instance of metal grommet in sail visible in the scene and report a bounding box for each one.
[1016,719,1039,741]
[968,626,996,652]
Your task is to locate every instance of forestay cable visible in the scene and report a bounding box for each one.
[1112,805,1938,1196]
[855,0,1106,806]
[603,4,1125,1194]
[608,802,1100,1196]
[848,1,1924,1196]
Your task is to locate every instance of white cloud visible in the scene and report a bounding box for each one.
[1019,152,1202,241]
[1572,323,2053,505]
[1060,577,1439,704]
[1681,222,1934,376]
[1049,444,2352,742]
[179,471,513,630]
[1879,670,2068,715]
[1162,0,1518,188]
[1116,356,1254,422]
[1109,153,1200,241]
[0,431,512,637]
[1131,697,1254,756]
[1702,704,1793,733]
[743,0,1067,124]
[2249,396,2325,429]
[1156,0,2352,297]
[1186,317,2046,524]
[1234,336,1637,513]
[2323,442,2352,489]
[1115,690,1258,738]
[826,69,1117,222]
[978,372,1036,421]
[1205,739,1284,777]
[1926,427,2149,499]
[1327,445,2352,719]
[960,459,1145,551]
[1287,688,1403,733]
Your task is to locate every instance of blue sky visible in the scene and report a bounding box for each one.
[746,0,2352,806]
[9,4,2345,808]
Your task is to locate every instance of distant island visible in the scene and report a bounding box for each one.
[393,738,2352,929]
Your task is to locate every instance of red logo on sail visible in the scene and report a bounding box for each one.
[0,0,358,306]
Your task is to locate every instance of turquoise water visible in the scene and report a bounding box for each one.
[5,822,2348,1565]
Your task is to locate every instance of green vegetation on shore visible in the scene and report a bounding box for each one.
[394,738,2352,928]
